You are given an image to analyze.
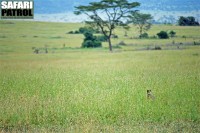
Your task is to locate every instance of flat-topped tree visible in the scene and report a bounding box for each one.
[74,0,140,52]
[128,12,152,38]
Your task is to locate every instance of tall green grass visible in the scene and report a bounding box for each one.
[0,50,200,132]
[0,20,200,132]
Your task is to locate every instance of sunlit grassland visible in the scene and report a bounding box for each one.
[0,20,200,132]
[1,21,200,54]
[0,21,84,54]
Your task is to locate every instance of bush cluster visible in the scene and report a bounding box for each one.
[96,35,107,42]
[68,27,100,34]
[156,30,176,39]
[154,46,162,50]
[82,32,102,48]
[169,30,176,38]
[118,41,126,46]
[139,33,149,38]
[157,31,169,39]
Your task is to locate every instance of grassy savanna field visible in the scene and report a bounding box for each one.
[0,20,200,132]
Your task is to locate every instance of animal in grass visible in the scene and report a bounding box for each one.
[147,90,155,100]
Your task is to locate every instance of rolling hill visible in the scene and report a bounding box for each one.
[34,0,200,13]
[34,0,200,23]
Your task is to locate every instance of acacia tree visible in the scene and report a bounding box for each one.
[128,12,152,38]
[74,0,140,52]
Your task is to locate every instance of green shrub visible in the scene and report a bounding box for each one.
[33,48,39,54]
[118,41,126,46]
[93,41,102,47]
[79,27,101,34]
[82,31,102,48]
[82,40,102,48]
[74,30,80,34]
[68,31,74,34]
[79,27,95,34]
[68,27,100,34]
[82,40,93,48]
[169,30,176,38]
[139,33,149,38]
[182,35,187,40]
[155,46,162,50]
[157,31,169,39]
[83,32,95,41]
[194,41,200,45]
[96,35,107,42]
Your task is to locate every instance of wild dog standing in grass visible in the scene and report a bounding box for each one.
[147,90,155,100]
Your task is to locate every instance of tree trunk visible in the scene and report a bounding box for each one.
[139,25,143,38]
[139,27,142,38]
[108,37,113,52]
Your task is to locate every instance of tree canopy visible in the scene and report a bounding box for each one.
[128,12,152,38]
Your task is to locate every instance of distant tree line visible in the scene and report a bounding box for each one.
[178,16,199,26]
